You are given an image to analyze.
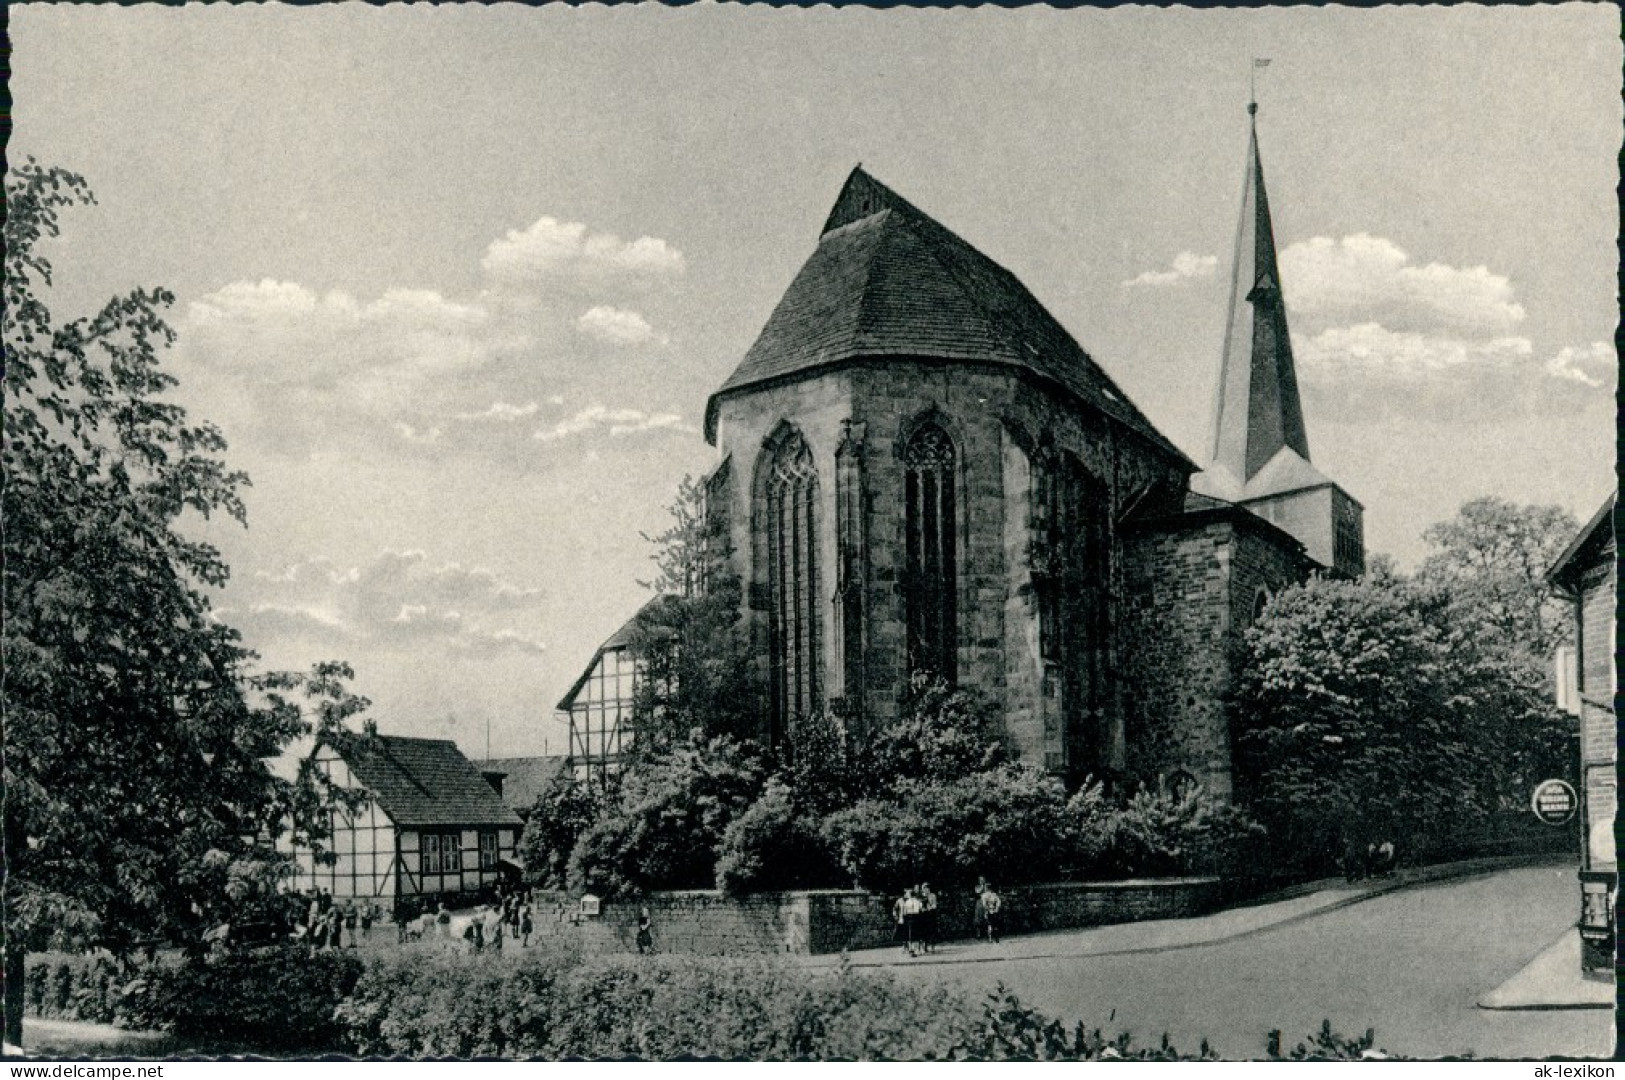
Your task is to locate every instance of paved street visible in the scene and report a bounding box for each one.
[874,863,1613,1060]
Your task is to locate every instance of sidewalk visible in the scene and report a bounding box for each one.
[803,853,1568,970]
[1478,929,1615,1011]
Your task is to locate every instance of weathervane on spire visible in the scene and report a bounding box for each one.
[1249,58,1271,116]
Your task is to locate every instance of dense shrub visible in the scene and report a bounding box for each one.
[1090,784,1268,878]
[119,947,363,1052]
[715,779,841,895]
[519,772,617,890]
[337,950,1214,1060]
[23,957,129,1024]
[567,735,767,897]
[860,676,1005,788]
[822,765,1070,892]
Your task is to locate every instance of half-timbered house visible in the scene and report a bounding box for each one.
[289,735,524,912]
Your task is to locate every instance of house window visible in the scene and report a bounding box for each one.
[479,830,499,870]
[421,833,441,875]
[904,423,957,680]
[423,831,461,875]
[765,431,821,744]
[441,833,462,874]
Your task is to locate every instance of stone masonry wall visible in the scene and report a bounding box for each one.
[1120,518,1309,799]
[519,879,1222,957]
[712,358,1185,776]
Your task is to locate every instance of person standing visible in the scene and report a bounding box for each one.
[360,900,375,943]
[636,906,654,955]
[978,882,1002,944]
[918,882,938,954]
[900,887,923,957]
[520,903,534,948]
[344,900,359,948]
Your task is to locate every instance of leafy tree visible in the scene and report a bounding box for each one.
[821,765,1070,893]
[861,675,1004,788]
[2,163,362,1045]
[566,735,767,897]
[714,778,840,895]
[518,771,617,890]
[1415,496,1578,662]
[1231,569,1571,870]
[628,475,761,752]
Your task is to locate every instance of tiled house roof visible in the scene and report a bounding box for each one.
[340,735,523,828]
[479,755,568,813]
[705,166,1192,469]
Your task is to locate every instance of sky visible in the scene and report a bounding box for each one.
[11,3,1618,759]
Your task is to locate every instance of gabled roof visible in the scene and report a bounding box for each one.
[1548,493,1617,591]
[704,167,1192,469]
[1190,445,1355,506]
[479,756,568,813]
[556,595,669,712]
[1208,106,1312,485]
[337,735,522,829]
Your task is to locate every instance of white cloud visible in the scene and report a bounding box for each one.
[535,403,696,443]
[1122,251,1218,287]
[1280,234,1525,334]
[575,305,664,346]
[1294,322,1532,377]
[393,421,443,444]
[227,551,548,657]
[451,401,540,422]
[482,216,685,284]
[1544,341,1616,389]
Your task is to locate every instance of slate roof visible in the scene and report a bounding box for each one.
[479,755,569,813]
[339,735,523,829]
[704,167,1193,470]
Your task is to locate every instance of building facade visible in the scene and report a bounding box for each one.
[1548,494,1617,975]
[563,106,1363,798]
[289,735,523,915]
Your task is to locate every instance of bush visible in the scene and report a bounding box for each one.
[861,676,1004,788]
[519,772,616,890]
[120,947,363,1052]
[715,779,841,895]
[336,950,1213,1060]
[567,735,767,897]
[1091,783,1267,879]
[822,765,1070,892]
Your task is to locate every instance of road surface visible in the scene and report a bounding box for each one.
[886,863,1612,1060]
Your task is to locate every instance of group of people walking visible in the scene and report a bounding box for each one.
[294,889,380,950]
[893,878,1004,956]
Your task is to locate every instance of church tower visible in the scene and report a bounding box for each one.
[1192,103,1365,577]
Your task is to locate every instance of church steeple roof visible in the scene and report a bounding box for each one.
[705,166,1193,469]
[1206,105,1313,491]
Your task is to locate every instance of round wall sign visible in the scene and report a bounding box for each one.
[1530,779,1578,826]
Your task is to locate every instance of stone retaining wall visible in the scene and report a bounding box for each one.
[522,878,1223,957]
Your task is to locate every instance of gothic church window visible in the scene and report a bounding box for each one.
[764,432,821,744]
[835,426,865,717]
[903,422,957,681]
[1030,447,1110,774]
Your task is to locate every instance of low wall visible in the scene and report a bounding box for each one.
[521,878,1223,957]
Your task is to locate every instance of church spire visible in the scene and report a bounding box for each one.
[1208,102,1311,485]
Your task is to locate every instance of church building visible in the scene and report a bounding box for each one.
[569,105,1365,798]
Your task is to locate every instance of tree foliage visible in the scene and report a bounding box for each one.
[3,162,366,1043]
[518,770,617,891]
[1415,496,1577,662]
[628,474,760,751]
[1232,569,1572,867]
[566,735,768,897]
